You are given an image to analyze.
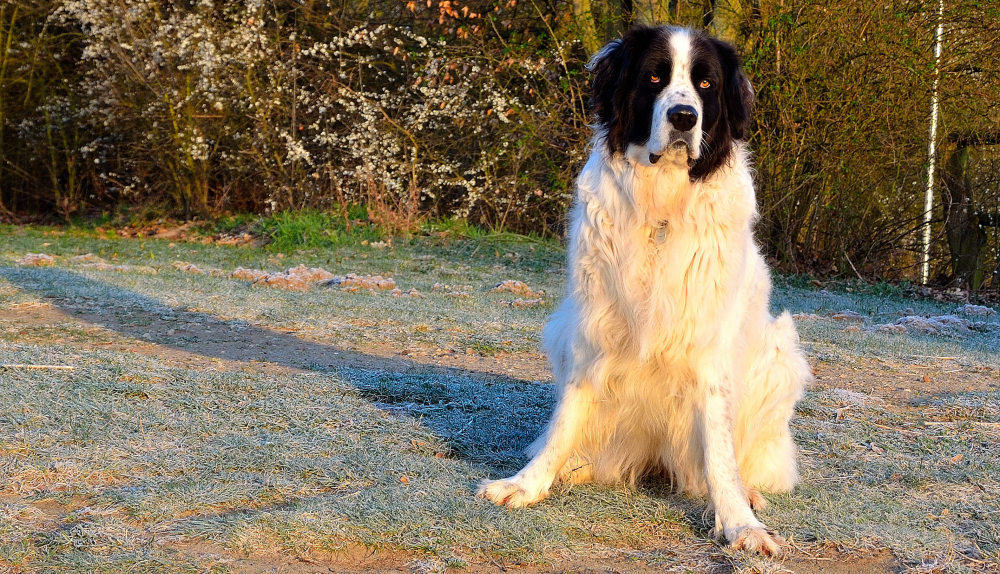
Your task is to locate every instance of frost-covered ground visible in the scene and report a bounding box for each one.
[1,225,998,573]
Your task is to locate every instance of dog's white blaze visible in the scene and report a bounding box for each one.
[646,29,703,160]
[668,29,693,86]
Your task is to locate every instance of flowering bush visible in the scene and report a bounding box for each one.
[14,0,588,234]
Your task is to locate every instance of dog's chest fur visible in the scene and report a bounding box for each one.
[570,148,758,361]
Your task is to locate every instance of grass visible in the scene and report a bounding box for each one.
[1,223,999,573]
[257,208,383,252]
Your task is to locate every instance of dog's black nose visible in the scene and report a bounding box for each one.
[667,105,698,132]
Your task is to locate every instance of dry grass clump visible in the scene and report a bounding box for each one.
[16,253,54,267]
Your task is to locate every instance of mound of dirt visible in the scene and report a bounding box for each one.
[261,274,310,291]
[282,265,336,283]
[492,279,544,299]
[173,261,225,276]
[955,304,996,317]
[249,265,337,291]
[877,314,973,336]
[173,262,206,274]
[830,310,865,322]
[792,313,822,321]
[324,274,397,292]
[227,265,337,291]
[498,297,544,308]
[17,253,55,266]
[390,288,424,298]
[63,253,154,274]
[229,267,270,282]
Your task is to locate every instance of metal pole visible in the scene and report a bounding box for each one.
[921,0,945,285]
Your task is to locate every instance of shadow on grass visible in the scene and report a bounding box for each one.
[0,266,551,475]
[2,265,731,553]
[1,266,722,532]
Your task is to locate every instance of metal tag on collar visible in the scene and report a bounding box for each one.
[653,221,668,244]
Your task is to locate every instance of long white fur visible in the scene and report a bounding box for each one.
[478,30,811,555]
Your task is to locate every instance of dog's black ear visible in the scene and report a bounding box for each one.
[712,38,754,140]
[588,27,657,153]
[588,37,629,148]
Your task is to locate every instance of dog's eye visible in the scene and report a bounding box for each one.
[650,75,661,84]
[699,79,712,89]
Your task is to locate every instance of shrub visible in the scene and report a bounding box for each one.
[0,0,997,288]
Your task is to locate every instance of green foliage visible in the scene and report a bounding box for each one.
[206,213,258,234]
[257,208,381,252]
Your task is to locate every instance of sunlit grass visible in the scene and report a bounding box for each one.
[1,227,998,573]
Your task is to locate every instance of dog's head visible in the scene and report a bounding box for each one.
[588,26,754,179]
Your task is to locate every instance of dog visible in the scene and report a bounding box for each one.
[477,26,811,555]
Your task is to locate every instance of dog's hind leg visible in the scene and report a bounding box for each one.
[477,380,598,507]
[559,455,596,484]
[525,435,595,485]
[736,311,811,493]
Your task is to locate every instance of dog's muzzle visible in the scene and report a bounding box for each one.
[648,104,699,165]
[649,139,695,165]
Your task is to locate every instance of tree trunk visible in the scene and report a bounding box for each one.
[632,0,673,24]
[709,0,743,42]
[572,0,601,55]
[942,144,988,291]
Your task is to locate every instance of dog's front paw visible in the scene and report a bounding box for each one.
[727,524,785,556]
[476,477,547,508]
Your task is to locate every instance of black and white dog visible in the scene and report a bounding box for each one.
[478,26,811,555]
